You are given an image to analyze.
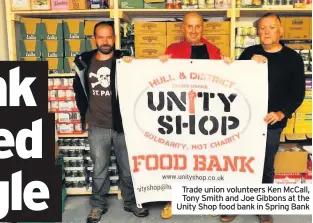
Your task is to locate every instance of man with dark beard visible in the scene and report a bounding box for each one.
[73,22,149,223]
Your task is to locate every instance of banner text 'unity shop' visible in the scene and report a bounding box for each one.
[147,91,239,135]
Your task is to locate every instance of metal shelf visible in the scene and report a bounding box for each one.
[58,133,88,138]
[12,9,112,19]
[120,9,231,20]
[49,73,75,77]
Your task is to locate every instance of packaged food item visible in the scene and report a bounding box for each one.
[12,0,31,11]
[51,101,59,110]
[65,181,73,188]
[75,123,82,132]
[62,78,69,87]
[76,159,85,167]
[49,90,57,100]
[31,0,51,10]
[58,90,66,98]
[51,0,70,10]
[54,78,62,87]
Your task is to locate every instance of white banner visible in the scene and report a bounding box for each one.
[116,59,268,204]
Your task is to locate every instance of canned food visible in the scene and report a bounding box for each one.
[75,149,83,157]
[53,78,61,87]
[77,171,84,177]
[72,170,78,177]
[58,138,64,146]
[206,0,215,7]
[50,90,57,99]
[79,139,85,146]
[56,124,60,132]
[76,112,81,120]
[72,181,79,188]
[249,27,257,36]
[77,181,85,188]
[235,36,244,47]
[69,78,74,86]
[66,90,74,99]
[58,90,66,98]
[85,150,91,157]
[48,78,54,87]
[71,139,78,146]
[66,171,74,177]
[68,124,74,132]
[75,124,82,132]
[51,101,58,110]
[48,102,51,110]
[69,160,76,167]
[65,181,73,188]
[62,78,69,87]
[68,149,76,157]
[242,27,248,36]
[88,160,93,167]
[62,139,69,146]
[236,27,243,36]
[64,160,70,167]
[76,159,85,167]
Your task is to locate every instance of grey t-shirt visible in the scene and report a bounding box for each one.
[86,56,113,128]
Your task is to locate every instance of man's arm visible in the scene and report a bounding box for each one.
[281,54,306,117]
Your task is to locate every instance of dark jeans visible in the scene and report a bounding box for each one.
[262,128,283,184]
[88,125,136,209]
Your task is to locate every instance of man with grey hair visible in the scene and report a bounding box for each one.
[220,13,305,223]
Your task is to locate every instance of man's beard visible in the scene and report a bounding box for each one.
[97,44,114,54]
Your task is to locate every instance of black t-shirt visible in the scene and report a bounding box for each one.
[86,56,113,129]
[238,44,305,129]
[191,45,210,59]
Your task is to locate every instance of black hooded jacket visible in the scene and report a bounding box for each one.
[72,49,129,133]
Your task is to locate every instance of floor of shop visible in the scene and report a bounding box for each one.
[62,196,312,223]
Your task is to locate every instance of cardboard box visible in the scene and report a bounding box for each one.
[85,38,97,51]
[134,22,166,35]
[69,0,87,9]
[51,0,69,10]
[43,57,64,74]
[20,18,42,40]
[63,19,85,39]
[297,106,312,113]
[166,35,184,47]
[12,0,31,11]
[204,35,230,57]
[135,47,166,59]
[135,35,167,48]
[84,20,101,38]
[167,22,182,35]
[144,1,166,8]
[89,0,109,9]
[64,57,76,73]
[203,22,230,35]
[274,173,302,184]
[41,19,63,40]
[285,17,311,40]
[19,57,41,61]
[65,39,86,57]
[274,151,308,173]
[42,40,64,57]
[19,40,41,57]
[296,113,312,118]
[280,17,286,39]
[282,127,294,134]
[286,43,311,50]
[31,0,51,10]
[120,0,144,8]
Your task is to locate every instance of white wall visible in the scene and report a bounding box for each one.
[0,0,8,60]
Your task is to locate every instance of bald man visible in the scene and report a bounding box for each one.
[122,12,231,220]
[158,12,230,219]
[73,21,149,223]
[220,13,305,223]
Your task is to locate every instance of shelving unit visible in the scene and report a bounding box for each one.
[5,0,312,59]
[5,0,312,194]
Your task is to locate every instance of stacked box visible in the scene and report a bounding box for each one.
[84,20,101,51]
[166,21,231,57]
[282,114,296,134]
[134,22,166,58]
[63,19,86,73]
[69,0,88,9]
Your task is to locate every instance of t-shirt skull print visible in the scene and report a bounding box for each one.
[86,56,113,128]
